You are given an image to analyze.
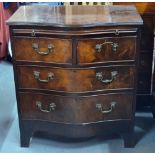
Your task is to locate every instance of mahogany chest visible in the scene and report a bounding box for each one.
[7,5,143,148]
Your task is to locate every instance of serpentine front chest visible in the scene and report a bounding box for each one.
[7,5,143,148]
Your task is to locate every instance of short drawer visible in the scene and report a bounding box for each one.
[19,92,134,123]
[17,65,135,92]
[13,37,72,64]
[77,36,136,64]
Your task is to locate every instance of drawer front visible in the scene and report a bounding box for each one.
[13,37,72,64]
[19,93,134,123]
[77,36,136,64]
[17,66,135,92]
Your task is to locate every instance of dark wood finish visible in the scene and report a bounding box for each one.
[7,5,142,27]
[19,92,133,123]
[11,27,138,37]
[122,131,135,148]
[13,37,72,64]
[77,36,136,64]
[7,5,142,148]
[17,65,135,92]
[113,2,155,112]
[20,119,134,147]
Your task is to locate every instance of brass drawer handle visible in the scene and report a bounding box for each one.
[36,101,56,113]
[33,71,54,83]
[96,71,118,84]
[96,102,116,114]
[95,42,118,52]
[32,43,54,55]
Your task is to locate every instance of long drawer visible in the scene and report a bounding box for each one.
[17,65,135,93]
[77,36,136,64]
[19,92,134,123]
[13,37,72,64]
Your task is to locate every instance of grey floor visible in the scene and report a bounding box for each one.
[0,60,155,153]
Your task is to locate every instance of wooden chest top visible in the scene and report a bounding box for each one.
[7,5,143,27]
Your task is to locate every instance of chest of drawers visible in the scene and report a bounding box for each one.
[7,5,143,148]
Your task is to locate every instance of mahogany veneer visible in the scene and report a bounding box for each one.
[7,5,143,148]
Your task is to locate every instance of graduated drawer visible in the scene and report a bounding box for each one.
[13,37,72,64]
[19,92,134,123]
[17,65,135,92]
[77,36,136,64]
